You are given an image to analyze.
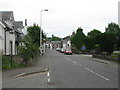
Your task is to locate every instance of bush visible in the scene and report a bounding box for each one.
[96,32,116,54]
[2,55,25,70]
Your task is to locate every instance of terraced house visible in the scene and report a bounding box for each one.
[0,11,24,55]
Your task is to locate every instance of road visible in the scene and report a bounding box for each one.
[2,49,118,88]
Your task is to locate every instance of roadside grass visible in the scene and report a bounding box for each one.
[2,56,25,70]
[111,51,120,58]
[111,55,118,58]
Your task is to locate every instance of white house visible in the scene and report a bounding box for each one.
[14,21,24,54]
[62,36,71,49]
[0,11,16,55]
[0,13,5,54]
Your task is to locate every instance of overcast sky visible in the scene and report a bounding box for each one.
[0,0,119,38]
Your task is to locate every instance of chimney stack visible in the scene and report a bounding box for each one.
[25,19,27,26]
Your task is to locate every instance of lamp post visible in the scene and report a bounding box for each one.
[40,9,48,56]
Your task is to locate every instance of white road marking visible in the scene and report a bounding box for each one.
[48,78,50,83]
[65,57,110,81]
[84,67,110,81]
[66,58,71,61]
[13,73,25,78]
[45,68,48,71]
[47,72,50,77]
[73,61,76,64]
[78,64,82,67]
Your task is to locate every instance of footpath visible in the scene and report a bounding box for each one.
[2,50,49,80]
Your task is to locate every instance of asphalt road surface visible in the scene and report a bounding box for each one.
[2,49,118,88]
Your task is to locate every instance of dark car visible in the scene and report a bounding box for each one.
[64,49,72,55]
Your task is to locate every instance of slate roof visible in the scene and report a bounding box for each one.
[0,11,14,30]
[0,11,14,20]
[14,21,23,29]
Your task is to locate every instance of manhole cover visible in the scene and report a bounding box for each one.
[47,82,54,85]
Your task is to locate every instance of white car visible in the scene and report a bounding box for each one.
[56,47,61,51]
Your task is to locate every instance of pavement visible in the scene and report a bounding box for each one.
[2,50,49,80]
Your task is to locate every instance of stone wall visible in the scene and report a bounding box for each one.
[92,54,118,62]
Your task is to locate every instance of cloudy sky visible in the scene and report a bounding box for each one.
[0,0,119,37]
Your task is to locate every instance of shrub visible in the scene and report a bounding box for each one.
[2,55,25,70]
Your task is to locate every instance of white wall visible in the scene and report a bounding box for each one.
[67,40,71,49]
[63,44,66,49]
[0,21,5,54]
[5,32,15,55]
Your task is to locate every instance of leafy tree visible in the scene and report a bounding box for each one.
[105,22,119,33]
[88,29,102,38]
[51,35,61,41]
[18,24,45,66]
[27,24,40,46]
[88,29,102,44]
[84,37,95,50]
[96,32,116,54]
[84,29,102,50]
[27,24,46,46]
[105,22,120,50]
[71,27,86,50]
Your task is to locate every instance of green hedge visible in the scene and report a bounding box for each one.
[2,55,25,70]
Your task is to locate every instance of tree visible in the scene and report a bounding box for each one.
[105,22,120,50]
[88,29,102,38]
[96,32,116,54]
[84,29,102,50]
[51,35,61,41]
[18,24,45,66]
[105,22,119,33]
[84,37,95,50]
[71,27,86,50]
[27,24,40,46]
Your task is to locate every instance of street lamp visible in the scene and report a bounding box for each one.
[40,9,48,56]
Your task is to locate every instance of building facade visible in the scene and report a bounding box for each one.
[0,11,24,55]
[0,13,5,54]
[62,36,71,49]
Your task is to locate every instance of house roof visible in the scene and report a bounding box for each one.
[62,36,71,42]
[14,21,24,34]
[46,41,62,44]
[0,11,14,30]
[14,21,23,29]
[1,11,14,20]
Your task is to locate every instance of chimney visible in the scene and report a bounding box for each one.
[25,19,27,26]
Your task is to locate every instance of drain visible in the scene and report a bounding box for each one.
[47,82,54,85]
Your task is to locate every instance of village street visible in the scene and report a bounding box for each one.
[2,49,118,88]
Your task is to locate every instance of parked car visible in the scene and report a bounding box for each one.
[60,48,66,53]
[56,47,61,51]
[64,49,72,55]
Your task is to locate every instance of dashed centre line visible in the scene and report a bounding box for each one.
[47,72,50,77]
[84,67,110,81]
[65,57,110,81]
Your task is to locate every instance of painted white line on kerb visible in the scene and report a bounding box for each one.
[13,73,25,78]
[84,67,110,81]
